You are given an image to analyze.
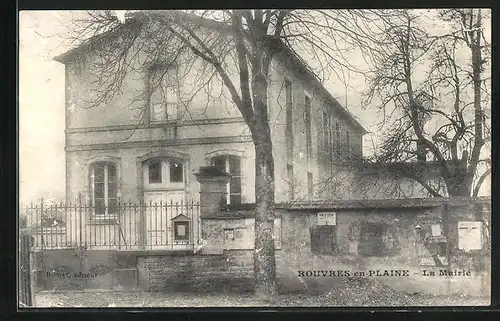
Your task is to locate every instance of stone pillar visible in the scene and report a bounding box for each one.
[194,166,231,217]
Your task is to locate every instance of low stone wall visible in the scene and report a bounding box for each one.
[31,249,138,292]
[138,250,254,292]
[274,198,491,296]
[30,197,490,297]
[191,198,490,296]
[32,248,257,294]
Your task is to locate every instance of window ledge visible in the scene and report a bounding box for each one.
[143,186,185,192]
[173,240,190,244]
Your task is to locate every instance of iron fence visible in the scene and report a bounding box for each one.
[22,200,202,251]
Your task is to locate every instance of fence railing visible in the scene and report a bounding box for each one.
[21,201,201,251]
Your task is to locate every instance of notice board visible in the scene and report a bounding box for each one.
[458,221,482,251]
[317,212,336,225]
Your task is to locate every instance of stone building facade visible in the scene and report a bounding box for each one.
[55,12,367,209]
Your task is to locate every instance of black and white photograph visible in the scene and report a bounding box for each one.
[18,9,491,308]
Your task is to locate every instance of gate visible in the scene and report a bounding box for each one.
[19,233,34,307]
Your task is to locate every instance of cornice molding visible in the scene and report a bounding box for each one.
[66,135,253,152]
[66,117,246,134]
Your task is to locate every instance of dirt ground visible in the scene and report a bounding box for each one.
[33,277,490,308]
[29,274,490,308]
[32,291,490,308]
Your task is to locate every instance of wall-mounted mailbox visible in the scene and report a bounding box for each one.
[172,214,190,241]
[458,221,482,252]
[317,212,336,225]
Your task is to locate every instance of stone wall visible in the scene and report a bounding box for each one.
[31,197,490,297]
[138,250,254,292]
[274,198,490,296]
[31,249,138,291]
[183,198,489,296]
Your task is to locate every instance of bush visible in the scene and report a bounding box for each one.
[40,215,65,227]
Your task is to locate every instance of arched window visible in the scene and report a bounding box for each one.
[89,161,118,216]
[211,155,242,205]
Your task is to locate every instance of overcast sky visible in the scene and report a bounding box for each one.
[19,10,490,203]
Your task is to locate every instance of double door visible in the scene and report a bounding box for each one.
[144,190,185,247]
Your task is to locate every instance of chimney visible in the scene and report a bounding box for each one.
[194,166,231,217]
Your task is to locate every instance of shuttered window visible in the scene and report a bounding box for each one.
[310,225,337,254]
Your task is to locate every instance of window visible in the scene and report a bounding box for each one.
[211,155,242,205]
[322,110,330,154]
[346,130,350,154]
[307,172,313,200]
[144,159,184,188]
[304,95,312,160]
[89,162,118,216]
[148,64,179,122]
[170,161,183,183]
[310,225,337,254]
[287,163,294,200]
[335,123,340,150]
[323,110,338,160]
[285,80,293,161]
[358,222,399,256]
[329,115,335,161]
[148,161,162,184]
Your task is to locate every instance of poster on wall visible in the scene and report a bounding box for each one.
[415,216,447,267]
[458,221,482,252]
[317,212,336,225]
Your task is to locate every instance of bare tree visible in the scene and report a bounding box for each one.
[360,9,490,197]
[59,9,392,297]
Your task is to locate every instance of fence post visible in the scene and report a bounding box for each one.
[40,199,44,250]
[78,195,83,248]
[139,201,145,250]
[19,233,34,307]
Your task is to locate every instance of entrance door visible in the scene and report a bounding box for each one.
[143,158,187,247]
[144,191,168,247]
[144,190,186,247]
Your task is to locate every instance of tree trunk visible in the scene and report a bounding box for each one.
[251,73,277,298]
[253,137,277,297]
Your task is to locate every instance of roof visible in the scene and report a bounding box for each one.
[360,160,443,177]
[282,196,491,210]
[53,21,137,64]
[53,10,367,134]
